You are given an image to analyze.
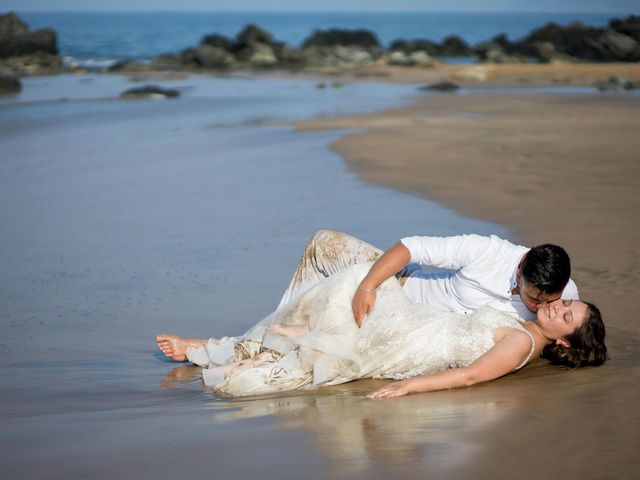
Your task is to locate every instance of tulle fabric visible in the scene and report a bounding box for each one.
[188,263,532,396]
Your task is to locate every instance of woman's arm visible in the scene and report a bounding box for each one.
[369,330,532,399]
[352,241,411,327]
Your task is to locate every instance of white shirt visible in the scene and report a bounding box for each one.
[400,234,579,320]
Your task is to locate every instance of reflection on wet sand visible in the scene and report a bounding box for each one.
[200,379,517,476]
[159,328,638,479]
[160,365,203,389]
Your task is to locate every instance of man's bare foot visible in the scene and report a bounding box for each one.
[268,323,309,339]
[156,334,208,362]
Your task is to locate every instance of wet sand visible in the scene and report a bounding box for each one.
[2,69,639,479]
[0,74,511,480]
[295,86,640,476]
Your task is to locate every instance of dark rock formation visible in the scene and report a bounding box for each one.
[120,84,180,99]
[234,24,275,49]
[192,44,235,68]
[302,28,381,49]
[609,15,640,42]
[523,19,640,61]
[594,75,637,91]
[0,12,61,74]
[420,80,460,92]
[390,36,471,57]
[0,73,21,95]
[388,50,435,67]
[301,45,376,67]
[228,24,279,67]
[0,11,28,36]
[440,35,473,56]
[0,12,58,58]
[475,34,533,63]
[150,14,640,74]
[389,38,440,55]
[201,33,233,51]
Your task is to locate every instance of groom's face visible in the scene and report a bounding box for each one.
[519,278,561,313]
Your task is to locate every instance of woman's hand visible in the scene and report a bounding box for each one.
[352,287,376,327]
[368,379,415,399]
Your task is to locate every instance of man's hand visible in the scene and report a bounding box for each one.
[352,287,376,327]
[350,241,411,328]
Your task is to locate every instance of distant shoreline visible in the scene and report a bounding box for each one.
[4,10,638,77]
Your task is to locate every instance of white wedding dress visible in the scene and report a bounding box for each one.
[187,263,535,397]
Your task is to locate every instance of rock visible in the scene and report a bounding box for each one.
[586,30,640,62]
[388,50,412,66]
[0,12,60,74]
[238,43,277,67]
[0,52,61,74]
[334,45,373,64]
[149,53,181,70]
[235,24,274,48]
[301,45,374,67]
[107,59,146,72]
[120,84,180,99]
[609,15,640,42]
[440,35,473,56]
[316,82,326,89]
[0,12,58,59]
[420,80,460,92]
[389,50,435,67]
[0,12,28,36]
[0,27,58,58]
[409,51,435,67]
[273,43,305,65]
[528,41,579,63]
[0,73,21,95]
[302,28,381,49]
[390,38,439,55]
[520,20,640,61]
[192,44,235,68]
[477,41,529,63]
[594,75,637,91]
[201,33,232,51]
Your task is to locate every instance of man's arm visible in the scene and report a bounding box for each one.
[352,241,410,327]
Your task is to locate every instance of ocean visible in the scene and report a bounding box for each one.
[19,11,629,65]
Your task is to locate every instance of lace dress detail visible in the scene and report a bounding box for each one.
[188,263,535,396]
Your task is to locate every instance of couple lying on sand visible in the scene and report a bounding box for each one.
[157,230,606,398]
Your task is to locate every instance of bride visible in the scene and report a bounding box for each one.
[156,262,607,399]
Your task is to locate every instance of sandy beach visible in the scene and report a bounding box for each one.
[2,55,640,477]
[295,64,640,477]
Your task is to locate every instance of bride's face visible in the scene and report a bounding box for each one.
[536,298,588,339]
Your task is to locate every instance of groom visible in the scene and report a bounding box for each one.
[280,230,578,324]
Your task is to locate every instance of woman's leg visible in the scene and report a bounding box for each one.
[276,230,383,310]
[268,322,310,339]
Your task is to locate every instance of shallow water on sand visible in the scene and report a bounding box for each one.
[0,74,521,479]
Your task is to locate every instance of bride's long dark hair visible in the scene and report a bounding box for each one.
[542,302,607,368]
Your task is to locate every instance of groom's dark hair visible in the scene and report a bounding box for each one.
[521,244,571,294]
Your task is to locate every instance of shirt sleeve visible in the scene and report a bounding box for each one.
[400,234,494,270]
[561,278,579,300]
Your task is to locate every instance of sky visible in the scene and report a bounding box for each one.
[2,0,639,13]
